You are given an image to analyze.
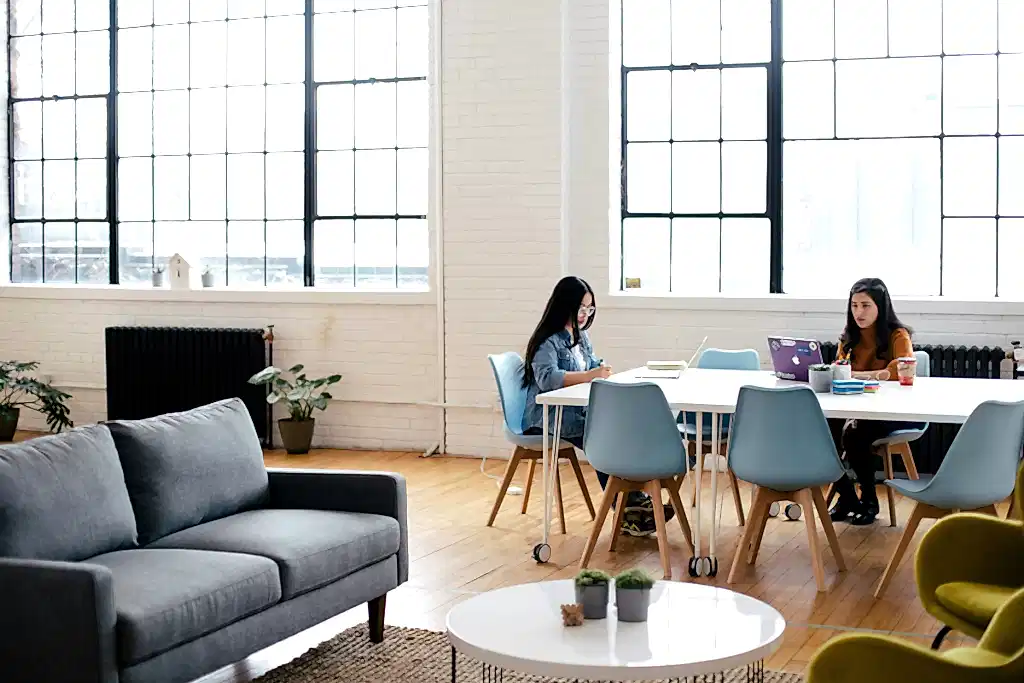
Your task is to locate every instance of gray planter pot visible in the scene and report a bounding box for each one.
[615,587,651,622]
[152,271,165,287]
[201,271,215,288]
[279,418,315,454]
[574,583,609,619]
[809,368,833,393]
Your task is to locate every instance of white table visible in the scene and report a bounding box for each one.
[534,368,1024,573]
[446,580,785,682]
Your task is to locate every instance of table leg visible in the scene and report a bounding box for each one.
[707,412,721,577]
[534,407,552,564]
[689,411,705,577]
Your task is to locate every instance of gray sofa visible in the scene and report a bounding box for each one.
[0,398,408,683]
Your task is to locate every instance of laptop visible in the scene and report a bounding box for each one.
[767,336,824,382]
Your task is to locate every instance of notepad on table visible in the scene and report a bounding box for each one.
[637,368,682,379]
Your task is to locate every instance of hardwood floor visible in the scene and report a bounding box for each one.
[186,448,1010,682]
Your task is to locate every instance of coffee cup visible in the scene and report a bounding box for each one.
[832,361,852,381]
[897,357,917,386]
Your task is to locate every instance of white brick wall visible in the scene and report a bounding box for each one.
[3,0,1024,457]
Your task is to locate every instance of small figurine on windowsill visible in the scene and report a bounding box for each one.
[560,603,584,627]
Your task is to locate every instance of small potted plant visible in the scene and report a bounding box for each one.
[201,266,215,288]
[614,568,654,622]
[248,364,341,454]
[809,363,833,393]
[152,266,165,287]
[0,361,73,441]
[573,569,611,619]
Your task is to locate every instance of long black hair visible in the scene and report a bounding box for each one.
[840,277,911,361]
[522,276,595,388]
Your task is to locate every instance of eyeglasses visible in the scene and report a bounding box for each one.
[578,306,596,317]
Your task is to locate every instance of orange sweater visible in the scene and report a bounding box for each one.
[837,327,913,381]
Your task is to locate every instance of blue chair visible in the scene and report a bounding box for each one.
[874,399,1024,598]
[579,380,694,579]
[727,385,848,592]
[679,348,760,524]
[486,353,596,533]
[871,350,931,527]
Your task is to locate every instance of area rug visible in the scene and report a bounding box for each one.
[255,624,804,683]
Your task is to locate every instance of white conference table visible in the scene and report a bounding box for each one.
[534,367,1024,575]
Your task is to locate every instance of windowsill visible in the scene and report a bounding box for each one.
[0,283,434,305]
[604,290,1024,317]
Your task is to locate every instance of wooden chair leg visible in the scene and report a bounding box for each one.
[521,457,537,514]
[729,486,771,583]
[875,502,931,598]
[825,481,837,508]
[608,487,628,552]
[580,478,620,569]
[896,442,920,480]
[565,450,597,519]
[882,447,898,528]
[747,487,772,565]
[555,461,566,535]
[811,487,846,571]
[976,504,999,517]
[663,477,694,554]
[646,480,672,580]
[794,489,827,592]
[487,448,523,526]
[1008,495,1018,520]
[728,469,746,526]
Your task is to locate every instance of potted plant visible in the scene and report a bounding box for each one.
[152,266,165,287]
[809,363,833,393]
[0,361,74,441]
[573,568,611,619]
[248,364,341,454]
[201,266,215,288]
[614,568,655,622]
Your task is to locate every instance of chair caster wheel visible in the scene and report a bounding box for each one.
[706,557,719,577]
[784,503,802,521]
[768,502,780,518]
[532,543,551,563]
[688,557,701,577]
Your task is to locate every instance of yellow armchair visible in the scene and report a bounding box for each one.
[806,587,1024,683]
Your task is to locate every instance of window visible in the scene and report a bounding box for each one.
[8,0,430,288]
[620,0,1024,298]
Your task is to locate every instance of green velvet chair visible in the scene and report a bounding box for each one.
[806,586,1024,683]
[916,462,1024,648]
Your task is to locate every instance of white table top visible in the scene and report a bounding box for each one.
[536,367,1024,424]
[445,580,785,680]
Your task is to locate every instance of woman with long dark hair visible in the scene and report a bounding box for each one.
[522,276,672,536]
[828,277,914,525]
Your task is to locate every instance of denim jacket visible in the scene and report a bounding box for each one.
[523,329,601,438]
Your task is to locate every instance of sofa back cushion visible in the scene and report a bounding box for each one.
[0,424,138,560]
[106,398,269,545]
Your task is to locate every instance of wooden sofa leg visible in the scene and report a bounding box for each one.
[369,594,386,643]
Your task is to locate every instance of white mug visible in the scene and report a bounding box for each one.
[832,363,852,380]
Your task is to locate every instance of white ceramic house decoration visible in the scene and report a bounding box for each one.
[167,253,193,290]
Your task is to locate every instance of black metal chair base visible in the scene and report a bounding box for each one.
[931,625,953,650]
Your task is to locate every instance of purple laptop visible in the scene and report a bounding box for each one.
[767,336,824,382]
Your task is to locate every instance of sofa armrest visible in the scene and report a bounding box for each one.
[266,468,409,584]
[806,633,984,683]
[0,558,118,683]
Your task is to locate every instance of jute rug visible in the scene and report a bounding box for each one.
[255,624,804,683]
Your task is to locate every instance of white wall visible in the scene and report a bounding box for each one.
[3,0,1024,456]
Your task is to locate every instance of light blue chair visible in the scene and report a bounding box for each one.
[486,352,595,533]
[678,348,760,523]
[874,399,1024,598]
[727,385,848,592]
[579,380,694,579]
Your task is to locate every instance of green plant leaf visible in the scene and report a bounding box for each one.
[288,364,304,374]
[248,366,281,384]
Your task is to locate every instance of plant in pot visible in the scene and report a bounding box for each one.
[201,266,215,288]
[614,568,655,622]
[248,364,341,454]
[152,266,165,287]
[0,361,74,441]
[808,363,834,393]
[573,568,612,619]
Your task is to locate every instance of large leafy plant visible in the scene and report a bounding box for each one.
[248,364,341,422]
[0,361,74,432]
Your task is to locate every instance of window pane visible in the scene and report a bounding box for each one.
[673,70,720,141]
[118,92,152,156]
[397,148,428,215]
[11,0,42,36]
[191,88,227,153]
[355,9,396,79]
[44,222,76,283]
[672,142,720,213]
[43,99,75,159]
[227,153,265,219]
[262,84,303,153]
[43,33,75,97]
[191,21,227,88]
[672,0,719,65]
[77,222,110,284]
[626,143,671,213]
[355,82,397,149]
[783,139,941,297]
[228,221,265,286]
[397,218,428,288]
[355,219,397,287]
[626,71,671,142]
[191,155,227,220]
[943,219,995,298]
[782,0,833,61]
[117,27,152,92]
[943,137,996,216]
[397,6,428,78]
[835,0,887,59]
[318,151,355,216]
[836,58,941,137]
[154,221,228,278]
[44,160,76,219]
[229,0,264,19]
[265,152,304,219]
[1000,55,1024,134]
[153,25,189,90]
[998,220,1024,299]
[314,219,355,286]
[944,0,997,55]
[888,0,942,57]
[268,221,304,286]
[117,222,154,284]
[192,0,228,22]
[11,37,43,99]
[77,31,110,95]
[622,0,670,67]
[721,218,769,294]
[76,97,107,159]
[77,159,107,219]
[14,161,43,219]
[783,61,834,140]
[314,12,354,82]
[1001,0,1024,53]
[355,149,397,214]
[999,137,1024,217]
[318,84,355,150]
[720,0,770,64]
[227,86,265,152]
[227,19,265,86]
[721,67,766,140]
[266,15,304,84]
[943,55,997,135]
[397,80,428,147]
[721,141,765,213]
[153,91,189,155]
[670,218,720,294]
[42,0,74,33]
[118,0,152,28]
[623,218,670,291]
[13,102,43,161]
[153,156,190,220]
[11,223,43,283]
[154,0,189,25]
[267,0,304,15]
[118,158,153,221]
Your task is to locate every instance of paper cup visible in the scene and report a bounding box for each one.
[897,357,917,386]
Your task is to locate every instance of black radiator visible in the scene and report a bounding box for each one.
[105,326,273,446]
[820,342,1006,475]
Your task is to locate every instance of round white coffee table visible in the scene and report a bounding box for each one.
[446,580,785,682]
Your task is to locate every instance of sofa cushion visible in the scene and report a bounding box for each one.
[935,581,1017,630]
[148,509,401,599]
[88,548,281,665]
[105,398,269,544]
[0,425,137,561]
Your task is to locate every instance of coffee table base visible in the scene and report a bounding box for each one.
[451,647,766,683]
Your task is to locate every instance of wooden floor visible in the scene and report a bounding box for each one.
[189,448,1000,682]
